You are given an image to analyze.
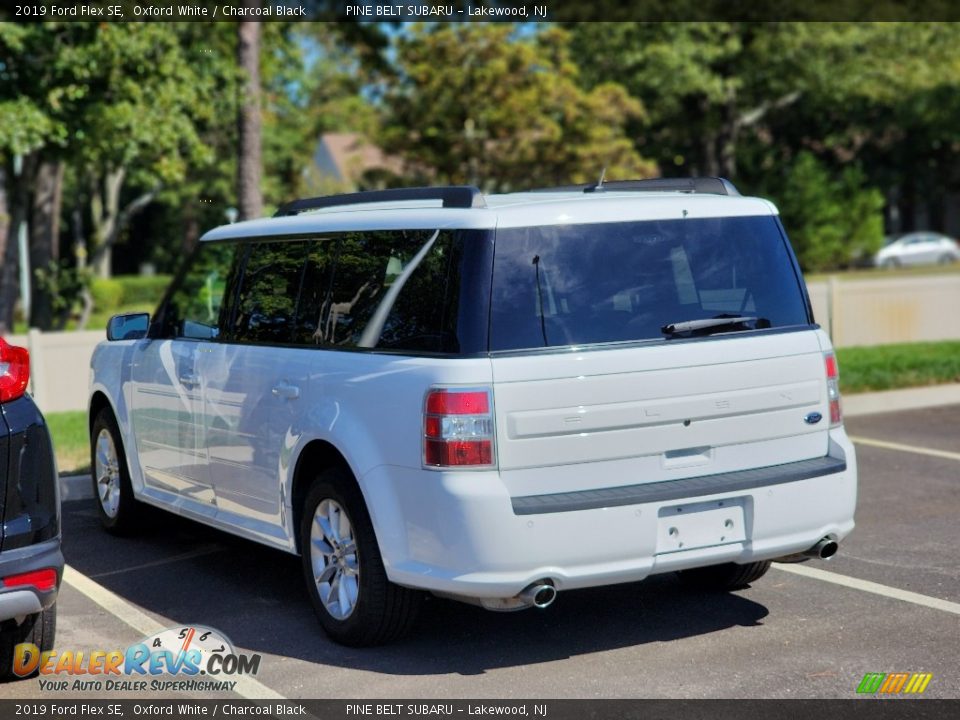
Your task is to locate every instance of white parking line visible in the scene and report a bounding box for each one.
[62,565,285,700]
[773,563,960,616]
[849,435,960,462]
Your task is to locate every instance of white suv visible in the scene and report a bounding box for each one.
[89,178,857,646]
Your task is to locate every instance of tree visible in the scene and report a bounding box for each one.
[237,20,263,220]
[380,24,655,191]
[2,23,232,290]
[66,23,226,277]
[0,24,67,331]
[568,22,960,267]
[774,152,884,271]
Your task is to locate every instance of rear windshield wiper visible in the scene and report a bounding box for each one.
[661,315,768,336]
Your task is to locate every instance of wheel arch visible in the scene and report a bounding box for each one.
[289,439,355,554]
[88,390,115,434]
[88,385,145,497]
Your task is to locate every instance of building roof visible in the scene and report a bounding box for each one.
[313,132,404,188]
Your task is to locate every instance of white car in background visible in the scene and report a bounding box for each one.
[874,232,960,268]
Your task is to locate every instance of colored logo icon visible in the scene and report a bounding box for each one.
[856,672,932,694]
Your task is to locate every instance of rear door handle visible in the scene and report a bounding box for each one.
[271,382,300,400]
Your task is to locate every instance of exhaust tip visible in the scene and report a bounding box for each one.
[818,540,839,559]
[532,585,557,608]
[520,580,557,609]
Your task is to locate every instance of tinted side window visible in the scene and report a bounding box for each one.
[295,230,463,353]
[377,232,462,353]
[292,239,336,345]
[232,240,309,344]
[160,242,238,340]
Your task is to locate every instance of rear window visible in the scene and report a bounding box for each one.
[490,216,810,351]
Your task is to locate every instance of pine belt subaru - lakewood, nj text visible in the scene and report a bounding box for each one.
[88,178,857,646]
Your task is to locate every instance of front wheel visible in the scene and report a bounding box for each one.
[300,468,422,646]
[90,408,141,534]
[678,561,772,591]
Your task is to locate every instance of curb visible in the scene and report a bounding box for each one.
[61,474,93,502]
[843,382,960,417]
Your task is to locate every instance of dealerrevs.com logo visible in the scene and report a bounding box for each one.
[856,672,933,695]
[14,625,261,693]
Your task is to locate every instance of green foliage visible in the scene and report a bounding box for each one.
[89,278,125,315]
[54,23,225,187]
[569,23,960,271]
[838,341,960,394]
[117,275,172,306]
[5,19,960,292]
[0,97,59,156]
[772,152,884,272]
[381,24,656,191]
[89,275,171,315]
[32,261,93,330]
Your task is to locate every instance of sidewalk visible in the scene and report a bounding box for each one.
[843,382,960,417]
[61,383,960,500]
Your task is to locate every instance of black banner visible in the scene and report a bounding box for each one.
[4,0,960,22]
[0,700,957,720]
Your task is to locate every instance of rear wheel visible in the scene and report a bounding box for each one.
[678,561,771,591]
[0,603,56,679]
[91,408,141,534]
[300,468,422,646]
[938,253,956,265]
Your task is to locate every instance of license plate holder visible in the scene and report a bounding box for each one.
[656,498,746,554]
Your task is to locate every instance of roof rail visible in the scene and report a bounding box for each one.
[530,177,741,197]
[274,185,486,217]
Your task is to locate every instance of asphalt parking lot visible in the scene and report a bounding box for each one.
[3,403,958,700]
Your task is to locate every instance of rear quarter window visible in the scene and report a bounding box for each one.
[290,230,470,354]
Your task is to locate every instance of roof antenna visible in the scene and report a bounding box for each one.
[585,167,607,194]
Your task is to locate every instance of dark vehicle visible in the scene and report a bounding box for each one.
[0,337,62,678]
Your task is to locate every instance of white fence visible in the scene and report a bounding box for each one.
[4,329,103,414]
[806,274,960,348]
[4,273,960,414]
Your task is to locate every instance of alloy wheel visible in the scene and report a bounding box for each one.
[309,499,360,620]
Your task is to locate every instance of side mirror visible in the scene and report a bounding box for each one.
[107,313,150,341]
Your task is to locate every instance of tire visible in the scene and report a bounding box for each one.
[938,253,956,265]
[300,468,422,646]
[90,408,141,535]
[678,561,772,591]
[0,603,56,680]
[881,258,900,269]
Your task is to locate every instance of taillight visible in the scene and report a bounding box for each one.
[423,388,495,468]
[825,352,842,426]
[2,568,57,592]
[0,337,30,403]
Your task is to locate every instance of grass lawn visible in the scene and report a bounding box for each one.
[45,410,89,476]
[837,340,960,394]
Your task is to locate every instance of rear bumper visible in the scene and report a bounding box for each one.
[0,538,63,622]
[363,430,857,600]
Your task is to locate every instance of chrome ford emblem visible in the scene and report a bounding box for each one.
[804,412,823,425]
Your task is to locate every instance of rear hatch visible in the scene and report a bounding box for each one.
[488,214,827,495]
